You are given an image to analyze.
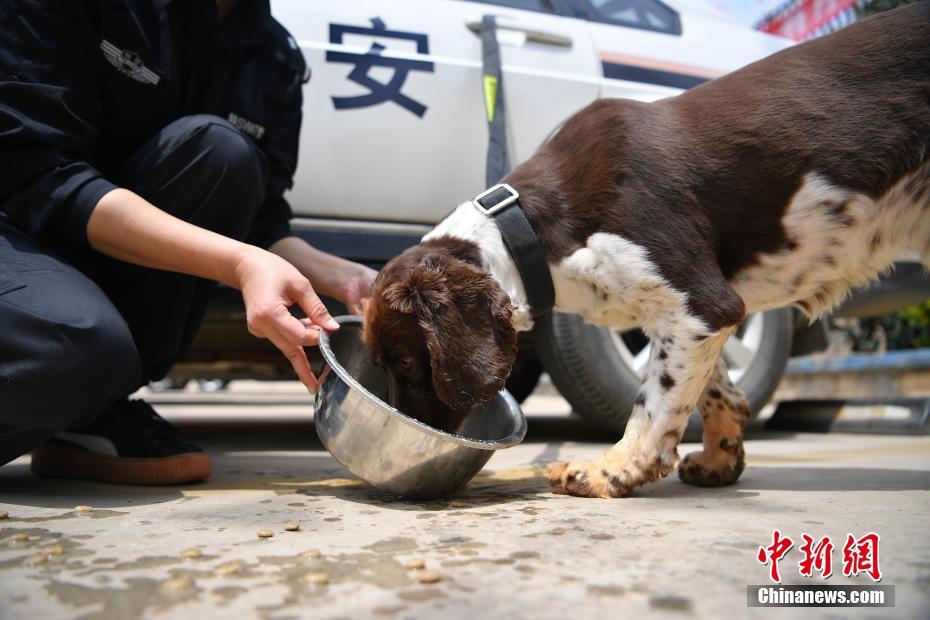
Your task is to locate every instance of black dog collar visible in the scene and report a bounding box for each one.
[472,184,555,318]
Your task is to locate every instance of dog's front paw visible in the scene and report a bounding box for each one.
[548,460,632,498]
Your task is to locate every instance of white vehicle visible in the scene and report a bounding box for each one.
[276,0,790,228]
[191,0,802,431]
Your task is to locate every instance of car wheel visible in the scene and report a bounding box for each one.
[534,308,793,434]
[505,353,543,403]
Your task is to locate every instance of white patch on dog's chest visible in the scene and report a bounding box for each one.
[732,167,930,317]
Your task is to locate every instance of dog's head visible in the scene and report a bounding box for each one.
[362,239,517,433]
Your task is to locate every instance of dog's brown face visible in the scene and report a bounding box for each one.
[362,240,517,433]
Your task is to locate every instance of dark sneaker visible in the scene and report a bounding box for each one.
[31,399,211,485]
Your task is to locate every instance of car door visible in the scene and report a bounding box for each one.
[455,0,602,168]
[271,0,600,226]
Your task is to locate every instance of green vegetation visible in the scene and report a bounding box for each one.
[848,300,930,352]
[896,300,930,348]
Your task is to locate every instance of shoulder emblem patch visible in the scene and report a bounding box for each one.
[100,40,161,86]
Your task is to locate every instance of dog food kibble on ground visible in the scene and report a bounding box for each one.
[283,521,300,532]
[404,559,426,570]
[162,576,195,592]
[303,572,329,585]
[215,561,243,577]
[181,548,203,559]
[416,570,442,584]
[257,530,274,539]
[74,505,93,513]
[0,511,9,519]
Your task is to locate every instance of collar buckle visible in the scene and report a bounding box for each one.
[472,183,519,216]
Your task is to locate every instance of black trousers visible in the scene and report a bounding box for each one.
[0,115,267,465]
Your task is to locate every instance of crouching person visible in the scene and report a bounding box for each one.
[0,0,376,484]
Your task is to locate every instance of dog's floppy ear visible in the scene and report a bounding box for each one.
[415,258,517,411]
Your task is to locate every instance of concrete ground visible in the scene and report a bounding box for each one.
[1,381,929,620]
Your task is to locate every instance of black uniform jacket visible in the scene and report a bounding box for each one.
[0,0,307,250]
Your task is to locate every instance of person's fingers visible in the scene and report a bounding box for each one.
[344,283,361,316]
[287,348,318,393]
[294,281,339,332]
[355,297,370,318]
[251,304,320,391]
[347,289,369,316]
[346,271,377,315]
[298,317,323,342]
[362,268,378,294]
[270,303,320,347]
[265,328,318,393]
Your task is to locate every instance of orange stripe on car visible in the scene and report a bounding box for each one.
[599,51,725,81]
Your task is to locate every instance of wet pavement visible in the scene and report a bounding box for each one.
[1,382,929,619]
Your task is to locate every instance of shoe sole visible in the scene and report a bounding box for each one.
[30,445,212,486]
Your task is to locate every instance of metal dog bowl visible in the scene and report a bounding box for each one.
[315,316,527,499]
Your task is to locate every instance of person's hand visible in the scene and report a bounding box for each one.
[233,248,338,393]
[336,264,378,315]
[266,236,377,316]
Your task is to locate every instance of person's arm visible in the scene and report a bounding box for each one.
[1,6,338,392]
[89,188,338,392]
[269,236,377,315]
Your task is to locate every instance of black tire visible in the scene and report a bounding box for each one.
[534,308,794,434]
[505,353,543,403]
[731,309,795,414]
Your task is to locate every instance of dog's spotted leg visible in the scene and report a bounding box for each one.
[678,357,750,487]
[549,326,736,498]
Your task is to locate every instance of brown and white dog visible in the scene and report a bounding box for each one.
[363,5,930,498]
